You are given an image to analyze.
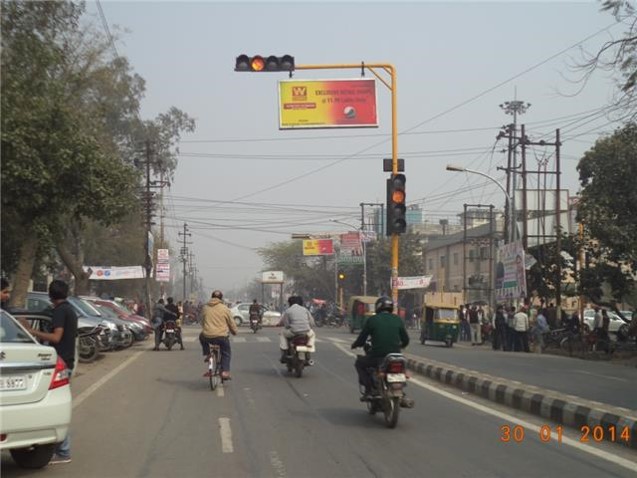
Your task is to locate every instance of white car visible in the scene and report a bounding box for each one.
[582,309,628,334]
[0,310,72,468]
[229,303,281,327]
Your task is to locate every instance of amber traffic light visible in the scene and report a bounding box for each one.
[235,54,295,72]
[386,173,407,235]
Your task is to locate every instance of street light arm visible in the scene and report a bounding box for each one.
[446,164,511,204]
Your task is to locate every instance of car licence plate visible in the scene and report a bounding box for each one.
[386,373,406,383]
[166,329,174,333]
[0,375,27,391]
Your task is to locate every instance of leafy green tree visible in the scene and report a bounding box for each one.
[576,122,637,303]
[1,1,195,303]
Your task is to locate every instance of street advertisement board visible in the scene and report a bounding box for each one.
[338,232,363,265]
[156,248,170,282]
[262,271,284,284]
[391,275,433,290]
[495,241,528,302]
[303,239,334,256]
[278,78,378,129]
[83,266,145,280]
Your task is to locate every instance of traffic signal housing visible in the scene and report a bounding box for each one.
[386,173,407,235]
[235,55,295,72]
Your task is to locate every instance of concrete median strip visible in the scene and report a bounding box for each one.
[404,353,637,450]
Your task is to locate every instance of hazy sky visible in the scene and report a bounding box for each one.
[84,1,621,296]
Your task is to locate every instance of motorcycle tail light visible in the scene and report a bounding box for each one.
[387,361,404,373]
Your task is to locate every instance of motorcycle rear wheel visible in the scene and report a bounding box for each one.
[383,397,400,428]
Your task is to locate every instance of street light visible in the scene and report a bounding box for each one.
[446,164,512,243]
[330,219,367,296]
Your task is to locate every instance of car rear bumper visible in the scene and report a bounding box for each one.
[0,385,72,450]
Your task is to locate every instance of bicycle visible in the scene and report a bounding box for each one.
[207,345,224,391]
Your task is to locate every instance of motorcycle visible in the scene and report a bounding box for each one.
[249,314,261,333]
[161,319,179,350]
[361,352,413,428]
[77,326,103,363]
[282,333,314,378]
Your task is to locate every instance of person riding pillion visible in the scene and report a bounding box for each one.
[351,296,410,400]
[279,296,316,363]
[200,290,237,380]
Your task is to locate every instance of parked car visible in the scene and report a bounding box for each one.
[26,292,130,350]
[229,303,281,327]
[582,308,628,334]
[83,297,152,334]
[0,310,72,469]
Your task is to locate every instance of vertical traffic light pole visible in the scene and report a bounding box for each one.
[294,63,400,303]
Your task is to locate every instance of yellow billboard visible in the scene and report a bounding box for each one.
[279,79,378,129]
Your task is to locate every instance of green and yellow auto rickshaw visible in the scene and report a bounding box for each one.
[419,303,460,347]
[347,296,378,333]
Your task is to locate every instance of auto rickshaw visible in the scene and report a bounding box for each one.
[419,303,460,347]
[347,296,378,333]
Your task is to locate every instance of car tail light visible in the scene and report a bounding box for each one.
[387,361,404,373]
[49,357,70,390]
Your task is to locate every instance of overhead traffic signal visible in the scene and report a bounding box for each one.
[235,54,295,72]
[338,272,346,282]
[386,173,407,235]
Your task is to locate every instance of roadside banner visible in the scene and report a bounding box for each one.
[391,275,432,290]
[338,232,363,265]
[495,241,528,301]
[156,249,170,282]
[279,78,378,129]
[303,239,334,256]
[83,266,145,280]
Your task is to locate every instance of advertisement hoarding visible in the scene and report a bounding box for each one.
[495,241,528,301]
[303,239,334,256]
[279,79,378,129]
[262,271,284,284]
[338,232,363,265]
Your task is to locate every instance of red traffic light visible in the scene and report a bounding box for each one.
[235,54,295,72]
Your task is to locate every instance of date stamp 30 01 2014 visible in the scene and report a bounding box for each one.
[500,424,632,444]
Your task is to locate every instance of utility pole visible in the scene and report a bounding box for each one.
[142,140,155,320]
[178,223,192,303]
[499,96,531,243]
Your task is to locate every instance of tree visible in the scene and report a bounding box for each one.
[581,1,637,116]
[1,1,195,303]
[576,122,637,302]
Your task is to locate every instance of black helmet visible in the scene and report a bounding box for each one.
[375,296,394,314]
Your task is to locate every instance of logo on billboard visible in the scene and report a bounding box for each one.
[292,86,307,100]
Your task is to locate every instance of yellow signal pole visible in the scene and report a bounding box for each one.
[296,63,400,304]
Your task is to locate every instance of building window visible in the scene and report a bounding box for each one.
[453,252,459,265]
[469,249,475,262]
[480,247,488,260]
[440,256,445,268]
[428,258,433,270]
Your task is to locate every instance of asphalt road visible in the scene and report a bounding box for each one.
[2,326,635,478]
[399,329,637,410]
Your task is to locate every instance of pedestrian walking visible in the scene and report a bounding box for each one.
[506,305,516,351]
[493,305,507,350]
[531,308,549,353]
[513,306,530,352]
[469,305,482,345]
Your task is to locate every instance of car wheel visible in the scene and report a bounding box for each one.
[10,444,56,469]
[234,316,242,327]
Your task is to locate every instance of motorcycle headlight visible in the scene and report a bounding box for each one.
[100,320,117,331]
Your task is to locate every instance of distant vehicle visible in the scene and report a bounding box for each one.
[620,310,633,322]
[0,310,72,469]
[582,309,627,334]
[229,303,281,327]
